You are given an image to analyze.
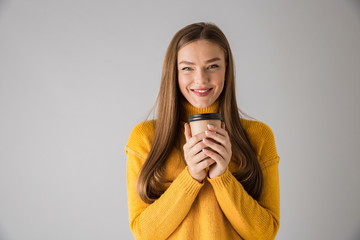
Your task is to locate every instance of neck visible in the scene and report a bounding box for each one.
[180,97,220,123]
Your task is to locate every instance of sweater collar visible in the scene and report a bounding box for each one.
[180,97,220,123]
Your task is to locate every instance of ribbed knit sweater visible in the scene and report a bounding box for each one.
[125,100,280,240]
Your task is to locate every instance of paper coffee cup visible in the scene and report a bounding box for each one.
[188,113,223,136]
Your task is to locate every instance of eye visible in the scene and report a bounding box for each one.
[208,64,219,69]
[181,67,192,71]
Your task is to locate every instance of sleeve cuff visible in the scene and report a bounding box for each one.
[175,166,204,196]
[207,167,234,190]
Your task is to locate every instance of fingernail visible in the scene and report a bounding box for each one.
[208,124,214,129]
[205,130,210,135]
[202,138,207,143]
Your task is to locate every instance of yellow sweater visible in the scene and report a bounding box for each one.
[125,100,280,240]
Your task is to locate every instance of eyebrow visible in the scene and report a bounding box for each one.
[178,57,221,65]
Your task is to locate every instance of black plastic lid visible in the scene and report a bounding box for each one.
[189,113,223,122]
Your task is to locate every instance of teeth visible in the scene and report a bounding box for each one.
[194,89,209,93]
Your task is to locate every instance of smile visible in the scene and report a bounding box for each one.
[191,88,213,97]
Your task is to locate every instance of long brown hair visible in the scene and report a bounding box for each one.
[137,22,263,203]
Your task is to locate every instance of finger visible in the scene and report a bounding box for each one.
[221,122,225,129]
[184,132,207,154]
[186,141,208,161]
[202,138,228,156]
[203,148,225,163]
[186,132,207,148]
[197,157,216,170]
[207,124,228,137]
[186,151,209,166]
[184,123,192,142]
[193,151,211,165]
[205,130,229,148]
[183,132,208,161]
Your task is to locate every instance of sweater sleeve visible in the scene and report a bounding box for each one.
[208,122,280,240]
[125,122,204,240]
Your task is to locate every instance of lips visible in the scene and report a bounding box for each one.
[191,88,213,97]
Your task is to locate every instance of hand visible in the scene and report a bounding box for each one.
[183,123,216,182]
[202,122,232,179]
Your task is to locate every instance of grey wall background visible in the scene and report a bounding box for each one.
[1,0,359,239]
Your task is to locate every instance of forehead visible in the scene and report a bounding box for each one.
[177,40,225,62]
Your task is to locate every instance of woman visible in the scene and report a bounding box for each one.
[125,22,280,240]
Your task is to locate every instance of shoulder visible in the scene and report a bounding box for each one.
[240,118,274,140]
[240,118,280,165]
[125,120,156,159]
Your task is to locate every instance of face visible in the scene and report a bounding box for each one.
[177,40,226,109]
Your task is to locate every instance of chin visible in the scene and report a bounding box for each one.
[193,101,213,109]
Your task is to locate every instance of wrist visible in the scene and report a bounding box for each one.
[208,167,228,179]
[187,167,205,183]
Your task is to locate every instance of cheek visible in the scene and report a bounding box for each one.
[213,72,225,96]
[178,74,191,92]
[217,81,225,96]
[215,72,225,89]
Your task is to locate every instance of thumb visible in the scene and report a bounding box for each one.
[184,123,192,142]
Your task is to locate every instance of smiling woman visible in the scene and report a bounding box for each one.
[177,40,226,109]
[125,22,280,240]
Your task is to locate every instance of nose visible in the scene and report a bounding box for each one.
[194,69,209,84]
